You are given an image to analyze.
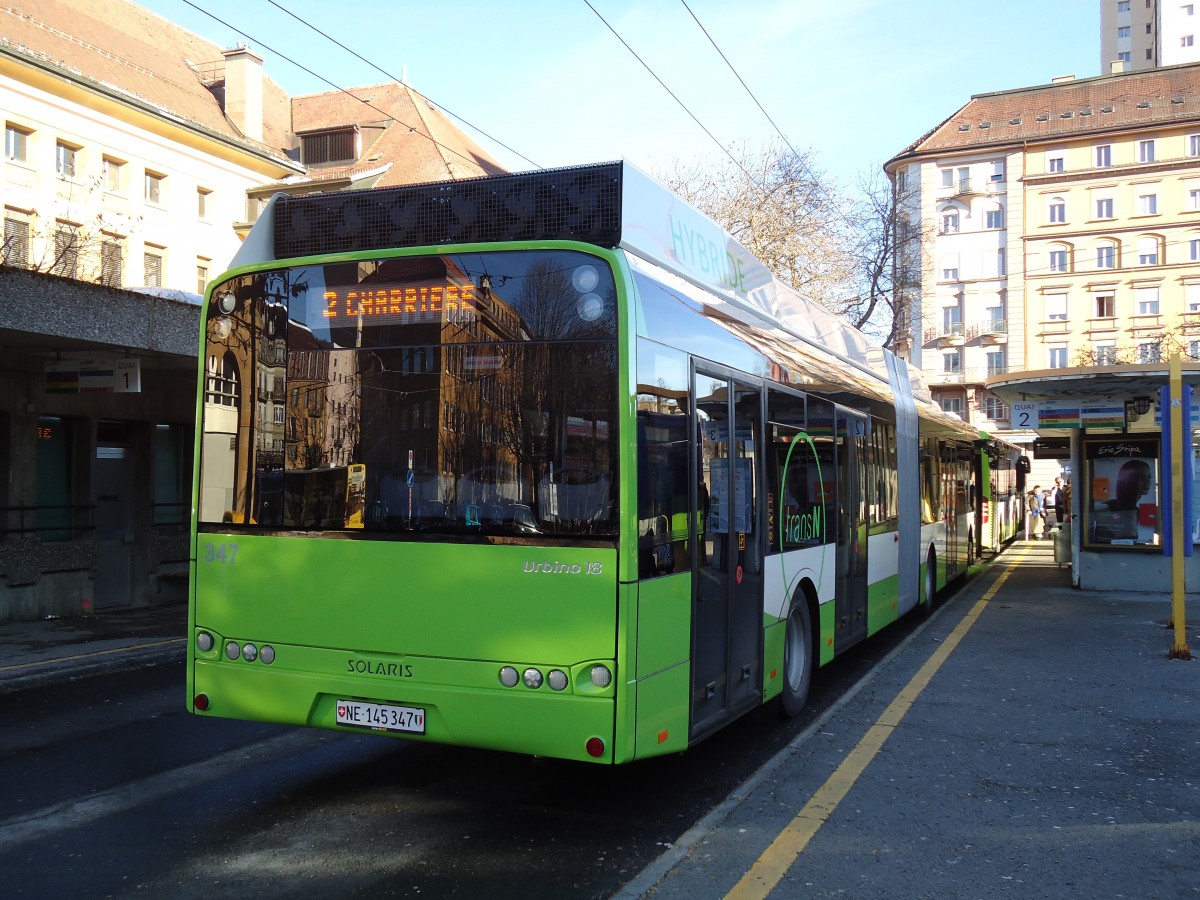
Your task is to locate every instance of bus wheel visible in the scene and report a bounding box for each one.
[780,598,813,718]
[921,548,937,617]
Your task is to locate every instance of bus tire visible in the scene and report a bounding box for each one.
[921,547,937,617]
[779,596,813,718]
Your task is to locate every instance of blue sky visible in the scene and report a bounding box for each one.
[138,0,1100,190]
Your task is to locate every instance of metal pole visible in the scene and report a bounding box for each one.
[1168,354,1192,660]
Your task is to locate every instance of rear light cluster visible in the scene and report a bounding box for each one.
[195,631,275,665]
[497,664,612,691]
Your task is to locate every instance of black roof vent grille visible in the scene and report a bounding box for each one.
[273,162,624,259]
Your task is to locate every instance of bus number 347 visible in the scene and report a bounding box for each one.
[202,543,239,564]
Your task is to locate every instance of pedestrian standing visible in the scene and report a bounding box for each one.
[1026,485,1042,540]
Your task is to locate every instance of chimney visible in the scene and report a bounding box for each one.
[222,45,264,142]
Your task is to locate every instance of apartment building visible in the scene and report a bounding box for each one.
[886,63,1200,441]
[1102,0,1200,72]
[0,0,504,623]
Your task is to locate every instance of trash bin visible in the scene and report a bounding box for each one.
[1053,521,1072,566]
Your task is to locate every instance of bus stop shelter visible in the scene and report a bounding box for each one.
[988,359,1200,595]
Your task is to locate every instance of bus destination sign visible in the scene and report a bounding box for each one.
[323,281,475,326]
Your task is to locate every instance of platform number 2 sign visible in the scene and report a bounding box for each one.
[1011,402,1037,429]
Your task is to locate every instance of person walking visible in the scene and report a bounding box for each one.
[1043,477,1062,536]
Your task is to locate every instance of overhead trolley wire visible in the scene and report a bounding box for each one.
[179,0,528,175]
[264,0,542,171]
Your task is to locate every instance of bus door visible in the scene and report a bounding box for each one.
[941,443,959,573]
[834,410,869,649]
[692,372,763,739]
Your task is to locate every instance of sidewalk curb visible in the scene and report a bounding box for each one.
[0,639,186,694]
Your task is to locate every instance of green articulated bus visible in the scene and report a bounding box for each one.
[188,161,1003,764]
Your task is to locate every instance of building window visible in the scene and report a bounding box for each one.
[990,161,1005,182]
[102,156,123,193]
[1096,243,1117,268]
[943,306,962,335]
[144,171,164,204]
[1095,144,1112,167]
[1136,286,1160,315]
[982,395,1008,420]
[1138,236,1160,264]
[55,141,78,178]
[1096,197,1114,218]
[1191,189,1200,211]
[1049,198,1066,223]
[3,215,29,267]
[1138,140,1156,164]
[197,187,211,219]
[1048,345,1068,368]
[300,128,356,165]
[940,168,954,188]
[940,397,963,415]
[52,222,79,277]
[197,259,210,294]
[1095,343,1117,365]
[1139,342,1162,363]
[1049,248,1069,272]
[1190,340,1200,360]
[1119,51,1132,63]
[941,210,959,233]
[1118,25,1131,37]
[943,352,961,374]
[1191,238,1200,261]
[1184,34,1195,47]
[942,266,959,280]
[144,247,164,287]
[5,124,30,161]
[100,237,122,287]
[1138,194,1158,215]
[986,208,1004,229]
[1191,134,1200,157]
[1096,294,1116,318]
[1047,153,1064,173]
[997,247,1007,276]
[986,349,1007,376]
[1117,0,1130,10]
[1046,293,1068,320]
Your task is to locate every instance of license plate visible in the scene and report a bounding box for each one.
[336,699,425,734]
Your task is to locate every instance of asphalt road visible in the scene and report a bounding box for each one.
[0,608,927,899]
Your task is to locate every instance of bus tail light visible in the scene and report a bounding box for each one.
[194,694,210,711]
[585,737,605,758]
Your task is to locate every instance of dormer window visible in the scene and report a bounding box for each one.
[301,128,357,165]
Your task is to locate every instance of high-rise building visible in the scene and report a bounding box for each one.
[886,64,1200,455]
[1101,0,1200,72]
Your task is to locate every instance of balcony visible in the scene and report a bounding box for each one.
[928,369,965,385]
[967,319,1008,343]
[923,323,965,347]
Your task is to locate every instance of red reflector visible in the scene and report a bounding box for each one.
[194,694,210,711]
[769,668,777,680]
[657,729,669,744]
[585,737,605,758]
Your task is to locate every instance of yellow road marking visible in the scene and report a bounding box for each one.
[726,547,1029,899]
[0,638,186,673]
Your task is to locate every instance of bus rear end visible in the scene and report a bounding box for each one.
[190,237,627,763]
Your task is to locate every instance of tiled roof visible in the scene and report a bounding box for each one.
[891,62,1200,163]
[0,0,295,161]
[2,0,505,185]
[291,82,506,185]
